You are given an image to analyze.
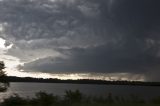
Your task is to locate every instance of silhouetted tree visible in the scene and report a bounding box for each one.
[0,61,9,92]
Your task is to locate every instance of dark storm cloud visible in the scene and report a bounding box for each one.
[22,44,160,74]
[111,0,160,47]
[1,0,160,81]
[0,0,109,40]
[1,0,110,62]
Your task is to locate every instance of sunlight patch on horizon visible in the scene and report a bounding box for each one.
[0,38,6,49]
[0,38,13,50]
[6,70,146,81]
[0,37,21,74]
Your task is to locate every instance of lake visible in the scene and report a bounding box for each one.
[0,82,160,101]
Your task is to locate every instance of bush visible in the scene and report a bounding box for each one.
[31,91,59,106]
[1,94,28,106]
[64,90,83,104]
[151,96,160,104]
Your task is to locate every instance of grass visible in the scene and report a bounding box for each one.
[0,90,160,106]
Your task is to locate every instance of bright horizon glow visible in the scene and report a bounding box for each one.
[5,69,146,81]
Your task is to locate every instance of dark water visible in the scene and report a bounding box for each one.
[0,82,160,101]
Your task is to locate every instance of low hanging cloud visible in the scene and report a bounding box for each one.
[21,44,160,74]
[0,0,160,81]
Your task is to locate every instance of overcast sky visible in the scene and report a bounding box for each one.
[0,0,160,81]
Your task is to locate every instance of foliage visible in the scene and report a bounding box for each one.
[0,61,9,92]
[64,90,83,104]
[1,90,160,106]
[151,96,160,104]
[1,94,27,106]
[31,91,59,106]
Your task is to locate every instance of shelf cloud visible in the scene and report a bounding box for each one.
[0,0,160,81]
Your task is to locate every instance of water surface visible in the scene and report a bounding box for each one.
[0,82,160,101]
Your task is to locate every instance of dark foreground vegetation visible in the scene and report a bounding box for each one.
[1,90,160,106]
[0,61,9,92]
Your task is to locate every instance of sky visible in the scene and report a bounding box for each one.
[0,0,160,81]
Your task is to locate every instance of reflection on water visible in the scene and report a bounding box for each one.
[0,82,160,101]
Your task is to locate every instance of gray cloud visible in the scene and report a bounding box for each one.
[1,0,112,62]
[1,0,109,40]
[0,0,160,81]
[21,44,160,74]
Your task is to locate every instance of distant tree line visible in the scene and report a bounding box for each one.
[0,60,160,87]
[3,76,160,86]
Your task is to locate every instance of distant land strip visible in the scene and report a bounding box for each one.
[0,76,160,86]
